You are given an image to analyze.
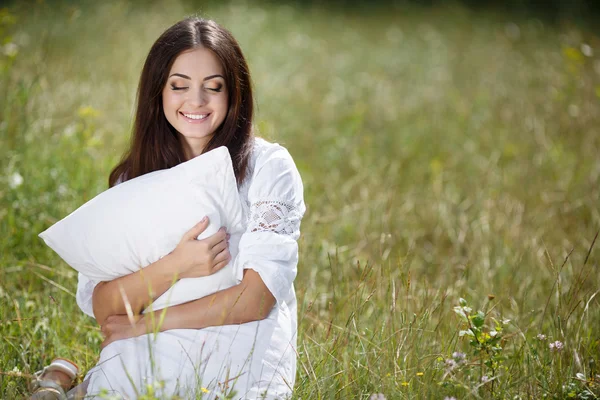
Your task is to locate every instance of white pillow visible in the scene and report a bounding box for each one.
[39,146,243,312]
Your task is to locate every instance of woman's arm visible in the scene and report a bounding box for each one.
[98,144,304,343]
[100,269,275,348]
[92,218,230,326]
[92,252,179,326]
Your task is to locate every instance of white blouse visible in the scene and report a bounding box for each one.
[76,138,305,399]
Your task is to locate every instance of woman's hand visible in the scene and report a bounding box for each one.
[91,217,230,326]
[100,314,149,349]
[171,217,231,279]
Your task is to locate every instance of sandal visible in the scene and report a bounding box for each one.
[30,358,79,400]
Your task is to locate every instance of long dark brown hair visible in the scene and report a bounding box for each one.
[109,17,254,187]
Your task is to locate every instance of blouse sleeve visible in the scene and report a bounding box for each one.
[76,272,99,318]
[233,145,305,305]
[75,173,126,319]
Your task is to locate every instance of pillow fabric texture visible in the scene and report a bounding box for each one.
[39,146,243,311]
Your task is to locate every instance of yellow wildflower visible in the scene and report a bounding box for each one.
[78,105,100,119]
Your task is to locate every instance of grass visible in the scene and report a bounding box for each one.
[1,0,599,398]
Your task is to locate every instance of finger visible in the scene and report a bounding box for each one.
[213,248,231,266]
[101,333,120,349]
[210,240,228,256]
[211,256,231,273]
[182,217,209,241]
[204,227,227,247]
[101,330,126,349]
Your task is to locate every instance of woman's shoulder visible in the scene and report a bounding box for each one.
[242,137,302,197]
[250,137,302,192]
[250,137,295,169]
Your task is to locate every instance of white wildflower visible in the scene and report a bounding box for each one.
[3,42,18,57]
[63,124,77,137]
[9,172,23,188]
[581,43,593,57]
[549,341,564,351]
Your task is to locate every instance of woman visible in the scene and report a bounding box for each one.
[70,17,304,399]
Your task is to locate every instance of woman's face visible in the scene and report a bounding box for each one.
[162,47,228,158]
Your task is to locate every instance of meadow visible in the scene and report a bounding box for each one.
[1,0,599,398]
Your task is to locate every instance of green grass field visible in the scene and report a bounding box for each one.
[1,0,599,398]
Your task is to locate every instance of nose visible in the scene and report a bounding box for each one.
[189,87,207,107]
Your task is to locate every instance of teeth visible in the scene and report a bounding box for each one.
[183,113,208,120]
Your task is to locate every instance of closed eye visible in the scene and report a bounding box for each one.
[170,85,188,91]
[206,83,223,93]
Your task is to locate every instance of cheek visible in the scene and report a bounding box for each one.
[162,91,175,113]
[161,91,180,128]
[216,95,229,117]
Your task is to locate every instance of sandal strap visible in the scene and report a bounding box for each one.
[31,366,69,396]
[31,379,67,399]
[46,359,78,380]
[30,358,78,398]
[32,365,50,387]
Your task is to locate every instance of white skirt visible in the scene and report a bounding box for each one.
[84,305,295,399]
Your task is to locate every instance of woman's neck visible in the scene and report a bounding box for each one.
[182,138,209,160]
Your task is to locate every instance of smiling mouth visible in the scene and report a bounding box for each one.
[181,112,210,120]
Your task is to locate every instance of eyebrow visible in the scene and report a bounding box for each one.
[168,73,225,81]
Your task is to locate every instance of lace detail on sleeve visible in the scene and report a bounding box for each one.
[248,200,302,237]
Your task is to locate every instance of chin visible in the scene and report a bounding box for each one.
[180,131,215,143]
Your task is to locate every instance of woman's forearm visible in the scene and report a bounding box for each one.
[92,221,230,326]
[147,269,276,332]
[99,268,277,349]
[92,253,180,325]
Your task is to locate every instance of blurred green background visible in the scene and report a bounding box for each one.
[1,0,599,398]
